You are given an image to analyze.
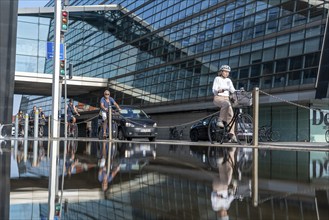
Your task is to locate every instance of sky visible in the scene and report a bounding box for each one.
[13,0,50,115]
[18,0,49,8]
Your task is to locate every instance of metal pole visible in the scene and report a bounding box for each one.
[59,50,68,216]
[14,115,18,159]
[49,0,62,219]
[23,113,29,162]
[252,87,259,207]
[107,108,112,176]
[33,110,39,167]
[47,115,51,160]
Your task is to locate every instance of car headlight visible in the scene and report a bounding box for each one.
[125,122,135,127]
[153,123,157,127]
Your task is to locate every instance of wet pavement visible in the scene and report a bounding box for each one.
[7,138,329,220]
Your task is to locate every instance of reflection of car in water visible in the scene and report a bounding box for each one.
[118,143,156,172]
[117,106,158,141]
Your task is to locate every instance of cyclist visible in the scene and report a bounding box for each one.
[17,110,24,136]
[98,163,120,192]
[67,99,80,129]
[38,107,46,137]
[29,106,37,122]
[212,65,237,143]
[38,107,46,120]
[100,90,121,139]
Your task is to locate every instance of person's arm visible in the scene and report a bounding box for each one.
[212,77,220,95]
[114,101,121,111]
[110,166,120,179]
[73,106,80,116]
[100,97,108,112]
[110,97,121,111]
[228,79,236,94]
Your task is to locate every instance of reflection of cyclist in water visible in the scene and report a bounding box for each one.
[211,148,236,219]
[98,164,120,192]
[211,147,251,219]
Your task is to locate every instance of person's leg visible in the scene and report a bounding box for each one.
[214,96,227,127]
[102,112,107,138]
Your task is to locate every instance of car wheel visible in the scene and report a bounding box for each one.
[190,129,199,142]
[148,137,155,142]
[127,137,132,141]
[118,129,125,140]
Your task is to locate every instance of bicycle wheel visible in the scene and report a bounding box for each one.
[208,115,223,143]
[235,113,253,145]
[269,130,280,142]
[325,130,329,143]
[207,146,222,170]
[235,148,253,175]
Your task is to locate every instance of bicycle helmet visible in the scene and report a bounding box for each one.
[219,65,231,72]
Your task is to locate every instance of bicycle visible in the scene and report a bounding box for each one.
[207,90,253,145]
[97,108,119,140]
[169,126,186,153]
[28,119,46,137]
[207,146,253,178]
[169,126,185,140]
[259,125,280,142]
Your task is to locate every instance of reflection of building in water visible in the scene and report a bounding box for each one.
[28,168,326,220]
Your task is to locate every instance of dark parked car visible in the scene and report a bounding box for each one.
[116,105,158,141]
[189,116,212,142]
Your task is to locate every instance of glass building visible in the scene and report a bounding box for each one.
[16,0,329,141]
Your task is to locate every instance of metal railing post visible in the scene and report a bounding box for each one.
[24,113,29,162]
[14,115,19,159]
[33,110,39,167]
[252,87,259,207]
[107,108,113,176]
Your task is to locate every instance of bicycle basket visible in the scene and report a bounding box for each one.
[230,90,252,107]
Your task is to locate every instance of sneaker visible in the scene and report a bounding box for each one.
[216,121,224,128]
[229,135,238,143]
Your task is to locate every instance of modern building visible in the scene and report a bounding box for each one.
[16,0,329,142]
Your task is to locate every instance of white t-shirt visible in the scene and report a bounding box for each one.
[211,189,235,211]
[212,76,235,97]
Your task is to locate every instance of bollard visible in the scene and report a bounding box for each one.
[252,87,259,207]
[24,113,29,162]
[33,110,39,167]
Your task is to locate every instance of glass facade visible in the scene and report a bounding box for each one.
[16,0,328,140]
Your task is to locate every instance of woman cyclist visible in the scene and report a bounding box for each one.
[212,65,237,143]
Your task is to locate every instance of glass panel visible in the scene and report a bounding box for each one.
[303,68,317,84]
[276,59,288,72]
[275,45,288,59]
[289,41,303,56]
[304,38,320,53]
[288,71,302,86]
[273,73,287,87]
[263,62,274,75]
[289,56,303,70]
[263,48,275,61]
[304,53,320,68]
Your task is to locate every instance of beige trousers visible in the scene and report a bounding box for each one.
[213,96,235,134]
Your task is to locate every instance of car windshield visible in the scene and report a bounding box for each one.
[120,107,150,119]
